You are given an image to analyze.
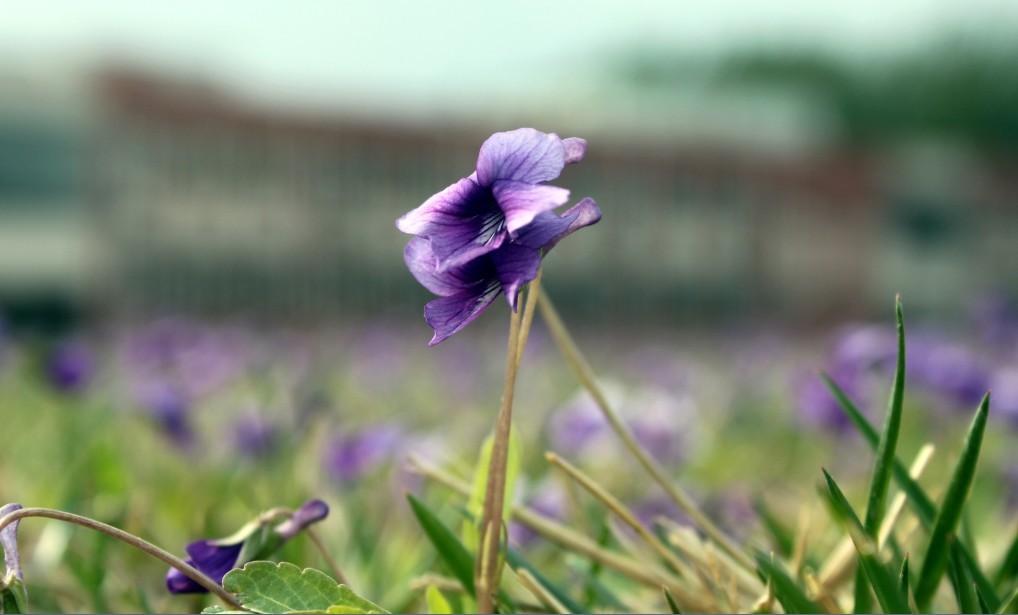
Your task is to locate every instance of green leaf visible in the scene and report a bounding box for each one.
[997,583,1018,614]
[663,586,681,614]
[200,607,248,614]
[465,428,520,551]
[899,554,913,612]
[222,561,387,614]
[407,493,476,596]
[995,525,1018,586]
[915,394,990,612]
[822,469,910,614]
[823,374,999,608]
[754,551,824,614]
[424,586,452,614]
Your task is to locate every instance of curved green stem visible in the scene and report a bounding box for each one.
[0,507,244,610]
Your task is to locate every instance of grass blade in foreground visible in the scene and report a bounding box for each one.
[754,551,824,614]
[406,493,476,597]
[854,295,906,614]
[823,374,999,608]
[915,394,990,612]
[823,469,909,614]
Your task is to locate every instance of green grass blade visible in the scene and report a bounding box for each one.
[505,548,585,614]
[997,583,1018,614]
[900,554,912,611]
[864,295,906,535]
[663,586,681,614]
[823,374,999,608]
[854,297,906,614]
[406,493,476,595]
[977,585,993,614]
[823,469,910,614]
[915,394,991,612]
[950,540,981,614]
[995,525,1018,586]
[754,496,795,557]
[754,551,824,614]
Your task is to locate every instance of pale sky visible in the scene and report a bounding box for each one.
[2,1,1016,111]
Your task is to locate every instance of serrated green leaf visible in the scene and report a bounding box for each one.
[754,551,823,614]
[823,469,910,614]
[407,494,476,596]
[200,607,248,614]
[915,394,990,612]
[424,585,452,614]
[823,374,999,609]
[222,561,386,614]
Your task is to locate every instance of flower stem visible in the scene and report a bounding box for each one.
[536,292,754,572]
[0,507,244,610]
[474,271,542,613]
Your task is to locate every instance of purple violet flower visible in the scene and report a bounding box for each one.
[323,424,405,485]
[398,128,600,345]
[166,499,328,594]
[46,341,94,392]
[232,413,280,460]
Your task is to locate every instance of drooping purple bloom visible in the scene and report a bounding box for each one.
[166,499,328,594]
[232,413,280,459]
[398,128,600,345]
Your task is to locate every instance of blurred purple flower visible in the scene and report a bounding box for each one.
[989,367,1018,426]
[166,499,328,594]
[794,369,856,432]
[968,292,1018,353]
[397,128,600,345]
[135,380,194,447]
[46,341,94,392]
[830,324,896,375]
[232,413,280,459]
[907,333,989,408]
[509,481,567,547]
[323,424,405,485]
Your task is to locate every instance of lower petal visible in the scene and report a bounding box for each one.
[424,285,501,345]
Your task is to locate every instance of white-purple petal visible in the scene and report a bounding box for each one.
[1,503,22,583]
[396,176,482,235]
[476,128,566,186]
[275,499,329,540]
[424,284,502,346]
[492,180,571,236]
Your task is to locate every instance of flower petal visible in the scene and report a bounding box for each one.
[562,137,587,165]
[476,128,566,186]
[515,197,602,252]
[491,244,541,311]
[424,283,502,346]
[274,499,329,540]
[396,176,481,235]
[492,180,571,236]
[166,539,244,593]
[405,237,495,296]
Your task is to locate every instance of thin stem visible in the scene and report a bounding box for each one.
[0,507,244,610]
[475,273,541,612]
[536,292,754,572]
[305,527,348,586]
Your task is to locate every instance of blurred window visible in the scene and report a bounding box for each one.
[0,125,79,205]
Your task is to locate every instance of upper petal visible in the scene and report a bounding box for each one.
[396,176,485,236]
[424,283,502,345]
[476,128,566,186]
[515,197,602,253]
[274,499,329,540]
[493,180,571,236]
[184,539,244,584]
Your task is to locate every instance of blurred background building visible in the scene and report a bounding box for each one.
[0,2,1016,332]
